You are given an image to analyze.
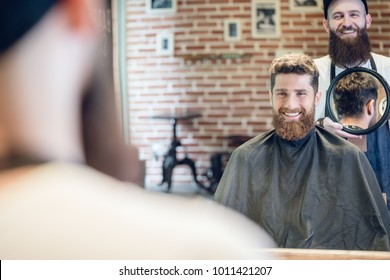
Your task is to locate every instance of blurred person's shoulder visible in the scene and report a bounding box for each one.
[0,161,276,259]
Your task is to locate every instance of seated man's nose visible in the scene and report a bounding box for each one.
[285,97,299,108]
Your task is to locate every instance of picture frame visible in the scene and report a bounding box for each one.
[224,19,241,42]
[275,49,303,58]
[289,0,321,11]
[156,32,174,56]
[251,0,280,38]
[146,0,177,14]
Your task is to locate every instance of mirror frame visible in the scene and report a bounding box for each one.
[326,67,390,135]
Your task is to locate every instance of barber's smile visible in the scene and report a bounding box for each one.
[338,28,357,37]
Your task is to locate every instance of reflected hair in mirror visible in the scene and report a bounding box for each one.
[326,67,390,135]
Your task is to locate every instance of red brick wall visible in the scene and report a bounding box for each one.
[124,0,390,187]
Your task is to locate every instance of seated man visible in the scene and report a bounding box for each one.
[214,53,390,251]
[333,72,378,130]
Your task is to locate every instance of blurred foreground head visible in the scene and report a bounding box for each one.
[0,0,142,182]
[0,0,103,166]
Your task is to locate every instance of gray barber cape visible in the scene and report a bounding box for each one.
[214,126,390,251]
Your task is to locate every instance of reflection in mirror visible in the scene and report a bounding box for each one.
[327,68,390,135]
[333,72,379,130]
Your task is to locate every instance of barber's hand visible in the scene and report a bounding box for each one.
[321,117,362,139]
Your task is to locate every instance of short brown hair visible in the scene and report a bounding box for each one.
[269,53,319,93]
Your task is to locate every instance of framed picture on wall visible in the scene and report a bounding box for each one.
[224,19,241,42]
[290,0,321,11]
[251,0,280,38]
[275,49,303,58]
[146,0,177,14]
[156,32,174,56]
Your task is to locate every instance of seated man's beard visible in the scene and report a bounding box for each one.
[329,28,371,68]
[272,107,315,141]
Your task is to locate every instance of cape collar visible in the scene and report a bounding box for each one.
[275,127,315,148]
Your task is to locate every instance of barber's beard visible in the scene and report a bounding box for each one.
[329,27,371,68]
[272,107,315,141]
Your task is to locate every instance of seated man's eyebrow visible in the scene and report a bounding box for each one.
[274,89,287,92]
[274,89,288,95]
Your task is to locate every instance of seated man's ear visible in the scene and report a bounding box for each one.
[269,90,273,106]
[367,99,376,116]
[314,90,322,106]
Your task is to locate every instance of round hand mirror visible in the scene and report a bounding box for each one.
[326,67,390,135]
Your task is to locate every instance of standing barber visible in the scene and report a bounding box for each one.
[314,0,390,210]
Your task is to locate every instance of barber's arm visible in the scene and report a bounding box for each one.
[317,117,362,139]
